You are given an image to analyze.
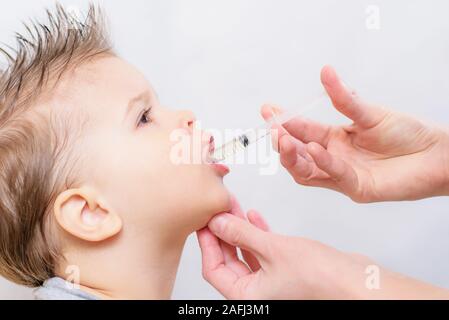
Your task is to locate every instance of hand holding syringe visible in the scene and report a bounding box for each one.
[211,93,328,162]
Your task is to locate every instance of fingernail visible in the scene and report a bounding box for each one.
[209,214,228,234]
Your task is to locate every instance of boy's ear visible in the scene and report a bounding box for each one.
[53,187,122,242]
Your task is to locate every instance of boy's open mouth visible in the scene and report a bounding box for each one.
[207,135,230,176]
[208,135,215,156]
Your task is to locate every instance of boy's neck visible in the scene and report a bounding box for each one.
[60,227,189,300]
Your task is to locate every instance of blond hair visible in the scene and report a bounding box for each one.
[0,3,113,287]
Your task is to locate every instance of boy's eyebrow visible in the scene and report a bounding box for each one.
[124,90,151,120]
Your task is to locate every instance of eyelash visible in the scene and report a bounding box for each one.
[137,107,153,127]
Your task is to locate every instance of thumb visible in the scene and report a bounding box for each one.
[320,65,386,128]
[208,213,272,263]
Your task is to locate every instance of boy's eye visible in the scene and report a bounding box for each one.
[137,107,153,127]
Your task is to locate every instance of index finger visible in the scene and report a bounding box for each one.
[229,195,246,220]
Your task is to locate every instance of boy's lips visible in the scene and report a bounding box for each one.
[210,162,230,176]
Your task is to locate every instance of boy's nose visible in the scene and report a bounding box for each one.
[178,110,196,133]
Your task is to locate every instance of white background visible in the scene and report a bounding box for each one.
[1,0,449,299]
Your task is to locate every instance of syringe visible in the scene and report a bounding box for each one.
[211,93,327,162]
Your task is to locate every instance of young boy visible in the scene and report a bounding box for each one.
[0,4,231,299]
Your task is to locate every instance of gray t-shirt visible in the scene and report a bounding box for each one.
[33,277,98,300]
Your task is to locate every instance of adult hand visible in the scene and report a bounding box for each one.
[261,65,449,202]
[197,197,449,299]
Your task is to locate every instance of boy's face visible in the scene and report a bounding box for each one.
[55,56,231,236]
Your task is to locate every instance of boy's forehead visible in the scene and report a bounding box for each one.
[49,56,154,115]
[75,56,150,97]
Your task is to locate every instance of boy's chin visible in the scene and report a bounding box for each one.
[196,188,231,229]
[210,189,232,215]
